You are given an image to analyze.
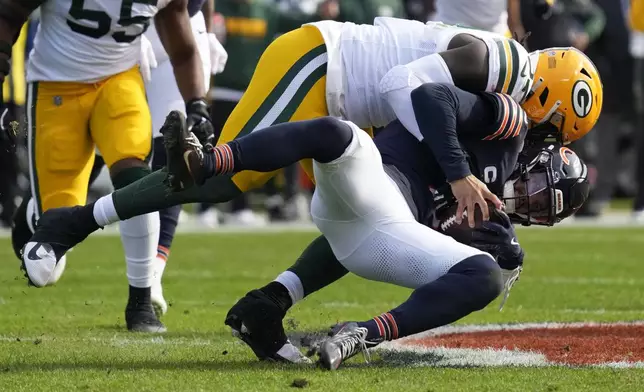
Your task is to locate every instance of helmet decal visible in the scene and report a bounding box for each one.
[572,80,592,118]
[559,146,573,165]
[555,189,564,214]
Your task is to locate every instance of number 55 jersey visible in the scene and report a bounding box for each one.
[24,0,173,219]
[28,0,172,82]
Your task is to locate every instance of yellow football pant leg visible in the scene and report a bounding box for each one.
[27,67,151,217]
[219,25,328,192]
[90,67,152,167]
[27,82,95,217]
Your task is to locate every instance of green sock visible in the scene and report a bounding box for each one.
[112,169,242,221]
[288,235,348,297]
[111,166,151,190]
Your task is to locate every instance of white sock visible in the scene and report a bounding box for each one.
[119,212,160,288]
[274,271,304,305]
[93,194,120,227]
[153,255,167,283]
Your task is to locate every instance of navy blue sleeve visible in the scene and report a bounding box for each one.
[410,84,528,183]
[410,83,472,182]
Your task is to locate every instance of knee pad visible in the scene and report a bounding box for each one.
[306,117,353,163]
[451,254,504,309]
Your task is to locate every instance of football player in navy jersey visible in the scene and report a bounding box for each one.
[22,82,590,366]
[211,83,587,366]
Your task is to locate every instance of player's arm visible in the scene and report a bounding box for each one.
[203,0,214,32]
[379,35,489,148]
[0,0,43,80]
[155,0,206,102]
[156,0,215,147]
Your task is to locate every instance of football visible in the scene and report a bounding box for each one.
[430,201,496,244]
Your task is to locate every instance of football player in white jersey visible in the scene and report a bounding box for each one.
[27,17,601,236]
[17,18,603,320]
[0,0,213,333]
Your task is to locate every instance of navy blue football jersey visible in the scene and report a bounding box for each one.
[375,85,528,224]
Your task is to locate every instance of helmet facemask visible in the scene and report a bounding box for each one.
[502,149,560,226]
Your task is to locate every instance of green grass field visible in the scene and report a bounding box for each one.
[2,227,644,391]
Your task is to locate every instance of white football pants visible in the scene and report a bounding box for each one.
[311,122,488,289]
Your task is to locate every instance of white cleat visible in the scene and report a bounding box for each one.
[21,242,64,287]
[150,257,168,317]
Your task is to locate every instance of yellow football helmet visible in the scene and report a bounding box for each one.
[521,47,603,144]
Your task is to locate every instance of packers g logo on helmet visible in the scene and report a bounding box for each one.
[521,48,603,144]
[571,80,592,118]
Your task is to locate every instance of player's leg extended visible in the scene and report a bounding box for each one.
[102,25,329,223]
[91,67,164,333]
[20,81,95,287]
[318,226,503,369]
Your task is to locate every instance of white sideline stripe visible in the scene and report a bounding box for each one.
[1,212,643,239]
[377,345,551,368]
[376,344,644,369]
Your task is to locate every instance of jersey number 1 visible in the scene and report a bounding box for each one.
[67,0,158,43]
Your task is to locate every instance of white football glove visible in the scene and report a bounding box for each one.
[139,34,158,82]
[208,32,228,75]
[631,31,644,59]
[499,266,522,311]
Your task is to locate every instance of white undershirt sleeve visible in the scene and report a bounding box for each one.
[379,54,454,141]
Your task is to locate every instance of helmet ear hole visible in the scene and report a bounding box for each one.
[539,87,550,106]
[580,68,591,78]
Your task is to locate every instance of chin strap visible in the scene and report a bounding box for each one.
[499,266,523,311]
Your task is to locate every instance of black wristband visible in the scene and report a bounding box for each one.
[186,98,210,119]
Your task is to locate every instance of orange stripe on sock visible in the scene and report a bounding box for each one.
[373,317,386,338]
[384,313,398,339]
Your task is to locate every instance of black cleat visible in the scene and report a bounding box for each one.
[161,110,207,192]
[225,290,310,363]
[21,206,96,287]
[125,306,167,333]
[126,286,167,333]
[318,322,375,370]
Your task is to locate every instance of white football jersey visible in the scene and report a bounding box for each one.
[28,0,173,83]
[309,17,533,129]
[433,0,509,34]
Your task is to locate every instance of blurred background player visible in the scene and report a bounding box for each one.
[430,0,525,36]
[198,0,338,226]
[2,0,212,333]
[12,0,227,320]
[143,0,227,315]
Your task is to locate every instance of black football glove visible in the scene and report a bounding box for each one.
[470,208,524,270]
[186,98,215,152]
[470,209,524,310]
